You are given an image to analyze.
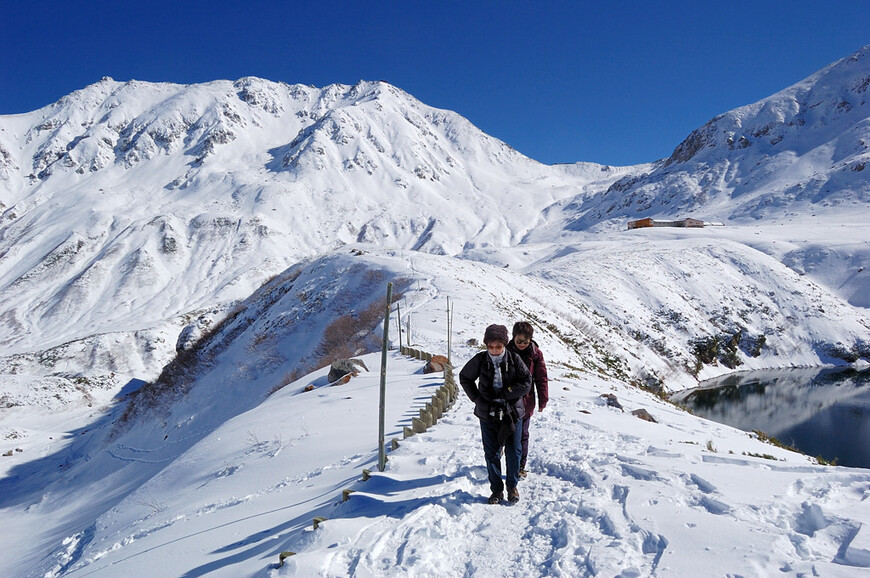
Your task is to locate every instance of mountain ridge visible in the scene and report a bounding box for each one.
[1,47,869,421]
[567,44,870,230]
[0,77,625,357]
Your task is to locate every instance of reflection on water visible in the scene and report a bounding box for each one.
[672,367,870,468]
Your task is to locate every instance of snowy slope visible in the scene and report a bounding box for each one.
[567,44,870,229]
[555,45,870,317]
[36,358,870,577]
[0,77,635,414]
[1,249,868,577]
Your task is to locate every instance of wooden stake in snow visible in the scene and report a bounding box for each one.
[378,282,393,473]
[449,297,455,364]
[396,299,402,351]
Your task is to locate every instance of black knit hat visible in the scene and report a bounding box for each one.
[483,324,509,345]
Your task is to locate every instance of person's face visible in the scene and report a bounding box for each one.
[514,335,531,350]
[486,341,505,356]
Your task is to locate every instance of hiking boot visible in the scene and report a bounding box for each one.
[507,487,520,503]
[519,469,528,479]
[488,491,504,505]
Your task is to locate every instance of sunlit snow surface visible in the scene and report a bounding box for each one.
[0,250,868,577]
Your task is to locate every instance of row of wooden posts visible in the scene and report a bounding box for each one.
[278,344,459,567]
[399,345,459,437]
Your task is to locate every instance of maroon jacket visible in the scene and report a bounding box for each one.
[507,339,549,418]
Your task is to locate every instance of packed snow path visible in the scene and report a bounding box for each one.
[279,366,870,577]
[17,352,870,577]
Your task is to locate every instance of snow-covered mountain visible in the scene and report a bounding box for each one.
[1,44,870,578]
[568,44,870,228]
[553,45,870,312]
[2,250,869,577]
[0,76,636,396]
[0,45,867,409]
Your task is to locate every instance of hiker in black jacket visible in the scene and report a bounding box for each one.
[459,324,532,504]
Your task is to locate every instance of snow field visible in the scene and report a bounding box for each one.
[276,363,870,578]
[0,242,867,577]
[0,337,867,577]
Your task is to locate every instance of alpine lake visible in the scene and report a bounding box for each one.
[671,366,870,469]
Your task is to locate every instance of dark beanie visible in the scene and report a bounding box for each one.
[483,324,509,345]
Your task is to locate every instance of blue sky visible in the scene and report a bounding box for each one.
[1,1,866,166]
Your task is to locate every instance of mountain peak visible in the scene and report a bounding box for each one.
[665,44,870,168]
[0,76,617,361]
[570,44,870,228]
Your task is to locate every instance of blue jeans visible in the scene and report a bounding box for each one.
[480,417,523,493]
[520,413,532,470]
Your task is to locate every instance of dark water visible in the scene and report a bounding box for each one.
[671,366,870,468]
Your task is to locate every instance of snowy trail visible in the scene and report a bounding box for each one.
[276,370,870,577]
[7,348,869,577]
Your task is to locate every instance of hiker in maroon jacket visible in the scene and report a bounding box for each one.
[506,321,549,478]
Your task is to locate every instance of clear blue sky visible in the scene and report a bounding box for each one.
[1,1,866,166]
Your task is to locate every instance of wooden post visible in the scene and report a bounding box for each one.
[435,397,444,418]
[396,299,402,351]
[447,297,452,364]
[378,283,392,473]
[421,408,433,427]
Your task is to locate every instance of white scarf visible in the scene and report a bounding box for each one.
[488,351,505,391]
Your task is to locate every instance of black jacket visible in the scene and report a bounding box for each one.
[459,349,532,422]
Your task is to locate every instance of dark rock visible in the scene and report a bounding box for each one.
[631,408,657,423]
[601,393,624,411]
[328,358,368,383]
